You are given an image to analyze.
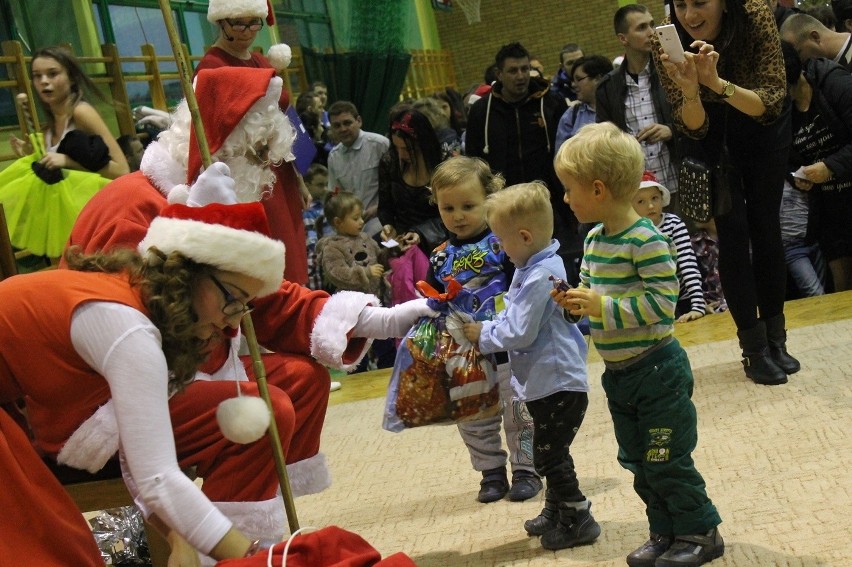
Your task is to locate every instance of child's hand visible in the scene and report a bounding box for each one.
[463,321,482,343]
[677,310,704,323]
[40,151,68,170]
[369,264,385,277]
[10,134,33,157]
[563,287,601,318]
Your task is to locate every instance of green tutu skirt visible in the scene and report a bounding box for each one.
[0,152,109,257]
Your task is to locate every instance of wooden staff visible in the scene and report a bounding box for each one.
[14,93,44,156]
[156,0,299,533]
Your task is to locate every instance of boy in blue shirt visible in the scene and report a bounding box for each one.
[462,182,599,551]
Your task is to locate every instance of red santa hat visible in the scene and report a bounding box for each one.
[139,201,285,298]
[207,0,275,25]
[639,171,671,207]
[187,67,280,186]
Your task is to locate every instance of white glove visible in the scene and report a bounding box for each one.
[352,298,439,338]
[183,162,237,206]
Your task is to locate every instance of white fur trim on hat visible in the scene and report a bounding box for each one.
[310,291,377,371]
[139,215,285,297]
[207,0,267,23]
[639,179,671,207]
[267,43,292,71]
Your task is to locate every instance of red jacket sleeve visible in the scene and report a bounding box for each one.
[251,281,330,356]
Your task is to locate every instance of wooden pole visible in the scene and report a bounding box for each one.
[155,0,299,533]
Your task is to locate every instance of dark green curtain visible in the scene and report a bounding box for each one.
[301,50,410,133]
[300,0,412,134]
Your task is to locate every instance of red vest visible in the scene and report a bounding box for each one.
[0,270,147,455]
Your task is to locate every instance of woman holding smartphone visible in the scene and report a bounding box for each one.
[653,0,799,387]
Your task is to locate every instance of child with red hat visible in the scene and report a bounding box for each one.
[633,171,707,322]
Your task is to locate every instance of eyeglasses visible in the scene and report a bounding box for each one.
[209,274,255,317]
[572,75,590,84]
[226,18,264,32]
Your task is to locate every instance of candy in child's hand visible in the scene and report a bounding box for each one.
[549,275,572,292]
[549,276,581,324]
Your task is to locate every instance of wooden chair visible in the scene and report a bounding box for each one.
[0,204,169,564]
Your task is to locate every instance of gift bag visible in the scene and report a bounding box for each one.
[383,280,501,432]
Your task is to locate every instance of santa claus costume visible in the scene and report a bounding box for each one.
[196,0,307,286]
[65,66,433,503]
[0,410,103,565]
[1,189,300,559]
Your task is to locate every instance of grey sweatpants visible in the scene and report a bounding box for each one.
[456,362,535,473]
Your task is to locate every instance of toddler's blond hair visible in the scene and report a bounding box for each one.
[430,155,505,203]
[554,122,644,201]
[484,182,554,239]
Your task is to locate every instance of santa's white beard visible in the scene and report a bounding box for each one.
[226,156,277,202]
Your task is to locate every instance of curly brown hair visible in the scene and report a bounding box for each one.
[64,246,212,392]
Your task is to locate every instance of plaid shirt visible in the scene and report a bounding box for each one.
[303,199,333,290]
[624,63,679,193]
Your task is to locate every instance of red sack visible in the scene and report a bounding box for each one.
[216,526,417,567]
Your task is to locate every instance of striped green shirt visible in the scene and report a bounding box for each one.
[579,217,678,363]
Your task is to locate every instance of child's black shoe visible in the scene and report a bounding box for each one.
[524,488,559,536]
[477,466,509,503]
[655,527,724,566]
[508,469,542,501]
[540,499,600,550]
[626,532,672,567]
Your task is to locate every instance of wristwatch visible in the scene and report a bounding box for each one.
[719,80,736,98]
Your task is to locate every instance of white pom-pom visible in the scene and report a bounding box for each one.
[217,396,271,444]
[167,184,190,204]
[267,43,292,71]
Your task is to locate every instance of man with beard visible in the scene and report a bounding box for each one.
[465,42,581,283]
[65,67,434,507]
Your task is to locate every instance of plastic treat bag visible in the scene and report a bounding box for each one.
[383,279,501,432]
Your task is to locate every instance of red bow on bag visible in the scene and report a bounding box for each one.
[416,278,462,302]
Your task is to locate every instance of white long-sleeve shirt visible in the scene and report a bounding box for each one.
[71,302,232,555]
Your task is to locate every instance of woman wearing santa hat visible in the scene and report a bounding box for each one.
[195,0,309,288]
[0,169,372,564]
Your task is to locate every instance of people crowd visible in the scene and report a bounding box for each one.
[2,0,850,565]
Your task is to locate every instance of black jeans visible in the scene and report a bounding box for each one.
[704,103,791,330]
[525,390,588,502]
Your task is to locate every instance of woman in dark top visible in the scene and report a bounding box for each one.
[377,108,449,254]
[784,49,852,293]
[654,0,799,386]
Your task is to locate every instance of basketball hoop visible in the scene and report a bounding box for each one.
[454,0,481,24]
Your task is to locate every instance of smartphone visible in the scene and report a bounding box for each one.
[656,24,686,63]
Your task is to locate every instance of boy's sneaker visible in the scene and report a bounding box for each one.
[626,532,672,567]
[508,470,543,501]
[477,466,509,503]
[655,527,724,566]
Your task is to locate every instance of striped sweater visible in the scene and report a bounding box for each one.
[657,213,706,315]
[579,217,678,363]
